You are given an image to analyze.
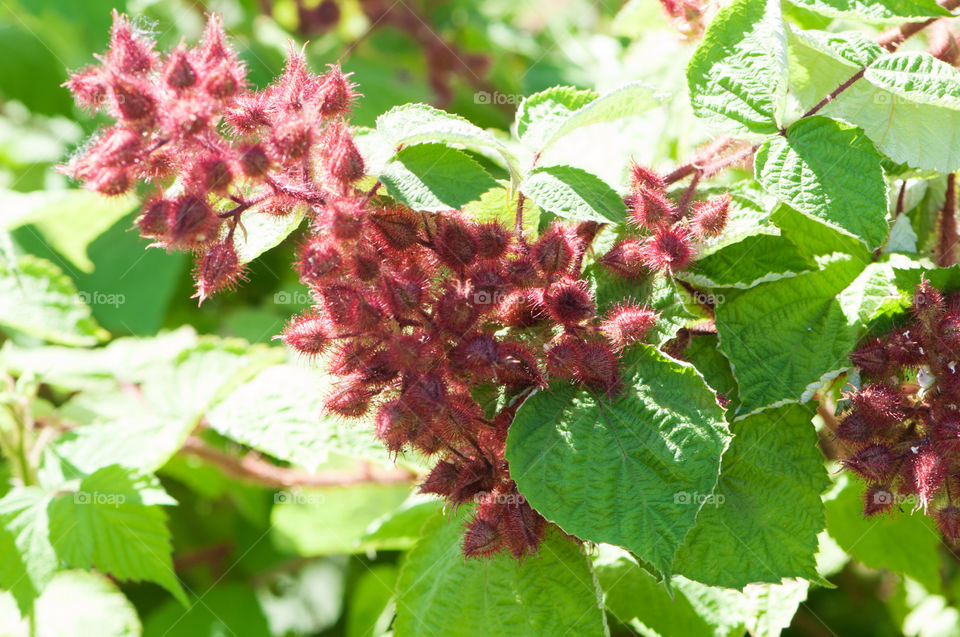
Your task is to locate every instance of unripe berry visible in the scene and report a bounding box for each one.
[87,167,131,195]
[886,327,924,367]
[541,278,595,326]
[376,402,411,453]
[381,269,427,318]
[325,380,373,417]
[434,217,479,270]
[316,64,355,117]
[907,448,946,511]
[863,484,895,516]
[64,66,108,112]
[641,226,692,274]
[935,505,960,541]
[601,239,647,280]
[496,343,545,388]
[843,444,895,482]
[419,460,459,497]
[463,517,503,558]
[297,236,342,284]
[107,11,155,75]
[169,195,219,249]
[500,499,546,560]
[848,383,905,430]
[913,277,944,323]
[435,286,477,335]
[546,334,582,381]
[496,290,541,327]
[505,257,539,288]
[628,161,666,192]
[137,199,173,239]
[163,46,197,90]
[690,194,730,237]
[849,338,889,377]
[369,206,420,249]
[239,145,270,178]
[322,123,365,186]
[111,78,156,122]
[835,410,873,443]
[193,156,232,193]
[574,342,620,397]
[600,304,657,349]
[202,61,240,99]
[270,116,313,164]
[193,242,243,304]
[629,188,674,230]
[451,333,500,373]
[531,225,575,275]
[282,312,332,357]
[476,222,510,260]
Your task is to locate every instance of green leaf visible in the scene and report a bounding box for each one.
[837,254,921,326]
[506,345,730,577]
[461,183,539,238]
[755,116,889,250]
[520,165,627,224]
[544,82,664,150]
[683,234,812,289]
[824,474,942,592]
[0,570,142,637]
[143,583,270,637]
[231,207,304,264]
[790,48,960,172]
[380,143,499,212]
[515,86,598,149]
[360,495,443,552]
[715,256,864,415]
[787,0,951,22]
[394,510,606,637]
[347,565,397,637]
[0,487,57,615]
[0,255,107,346]
[205,364,392,472]
[771,205,873,263]
[270,483,413,555]
[47,465,186,605]
[673,404,829,588]
[1,189,137,273]
[376,103,522,178]
[682,334,741,414]
[687,0,789,135]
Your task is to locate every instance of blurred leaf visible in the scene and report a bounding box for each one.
[347,565,397,637]
[515,85,599,149]
[205,364,393,471]
[0,487,56,615]
[824,474,942,593]
[786,0,951,22]
[270,483,413,555]
[144,583,270,637]
[0,255,107,346]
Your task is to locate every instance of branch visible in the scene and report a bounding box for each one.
[179,436,418,488]
[878,0,960,51]
[938,172,958,267]
[801,68,866,119]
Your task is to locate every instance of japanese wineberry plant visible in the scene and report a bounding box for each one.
[5,0,960,635]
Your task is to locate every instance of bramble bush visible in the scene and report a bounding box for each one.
[6,0,960,635]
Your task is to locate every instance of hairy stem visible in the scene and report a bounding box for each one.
[938,173,958,267]
[878,0,960,51]
[801,68,866,120]
[179,435,417,488]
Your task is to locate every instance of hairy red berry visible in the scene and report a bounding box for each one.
[936,505,960,541]
[574,342,620,397]
[690,194,730,237]
[281,313,333,357]
[476,222,510,260]
[531,225,575,275]
[601,239,647,280]
[628,161,666,192]
[844,444,895,483]
[193,242,244,304]
[541,278,595,326]
[496,290,541,327]
[463,517,503,558]
[169,195,220,249]
[369,206,420,250]
[629,188,674,230]
[641,226,692,274]
[849,338,889,377]
[863,484,896,516]
[848,383,905,430]
[434,216,479,271]
[600,303,657,349]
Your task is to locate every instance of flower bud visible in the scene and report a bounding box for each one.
[690,194,730,237]
[849,338,889,377]
[541,278,595,326]
[316,64,356,117]
[629,188,674,230]
[369,206,420,249]
[169,195,219,249]
[193,242,243,304]
[641,226,692,274]
[863,484,895,516]
[496,290,541,327]
[239,145,270,178]
[600,239,647,280]
[163,46,197,90]
[111,78,157,122]
[600,304,657,349]
[107,11,155,75]
[434,217,479,270]
[574,342,620,397]
[476,222,510,260]
[843,444,894,482]
[137,199,173,239]
[281,312,333,357]
[628,161,666,192]
[463,517,503,558]
[848,383,905,430]
[531,225,575,275]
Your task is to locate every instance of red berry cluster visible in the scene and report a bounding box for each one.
[601,162,729,280]
[842,279,960,541]
[60,11,361,302]
[62,12,726,560]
